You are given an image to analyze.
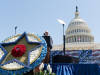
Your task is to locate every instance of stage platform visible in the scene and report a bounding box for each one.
[43,63,100,75]
[50,50,100,64]
[47,50,100,75]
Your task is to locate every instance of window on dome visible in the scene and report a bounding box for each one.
[73,30,74,33]
[77,29,78,32]
[82,29,83,32]
[69,31,70,34]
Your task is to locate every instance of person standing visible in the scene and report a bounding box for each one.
[43,31,53,63]
[34,31,53,73]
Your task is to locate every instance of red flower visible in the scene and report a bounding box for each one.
[11,44,26,57]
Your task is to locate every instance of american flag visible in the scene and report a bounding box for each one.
[50,50,100,64]
[78,38,81,41]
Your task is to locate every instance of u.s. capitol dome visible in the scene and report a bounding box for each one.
[52,7,100,50]
[65,9,94,43]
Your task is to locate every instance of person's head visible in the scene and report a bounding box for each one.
[45,31,49,36]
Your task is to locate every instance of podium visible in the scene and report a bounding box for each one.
[42,36,53,63]
[42,36,52,49]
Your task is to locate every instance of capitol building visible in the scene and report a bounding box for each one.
[52,8,100,51]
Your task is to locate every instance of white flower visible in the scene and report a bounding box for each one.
[39,66,42,73]
[39,65,42,70]
[50,68,52,74]
[39,63,44,70]
[47,64,51,71]
[41,63,44,69]
[44,70,47,75]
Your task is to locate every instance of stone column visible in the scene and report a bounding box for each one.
[79,36,80,42]
[82,36,83,42]
[87,36,88,42]
[66,38,67,43]
[73,36,74,42]
[85,36,87,42]
[68,37,69,43]
[65,38,66,43]
[71,37,72,43]
[92,38,93,42]
[93,38,94,42]
[90,37,91,42]
[76,36,77,42]
[69,37,70,43]
[88,37,89,42]
[84,36,85,42]
[91,37,92,42]
[89,37,90,42]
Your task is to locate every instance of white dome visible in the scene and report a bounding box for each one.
[68,12,88,28]
[65,10,94,44]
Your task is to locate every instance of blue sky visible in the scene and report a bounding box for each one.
[0,0,100,44]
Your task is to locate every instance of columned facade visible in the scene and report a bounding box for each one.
[66,36,93,43]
